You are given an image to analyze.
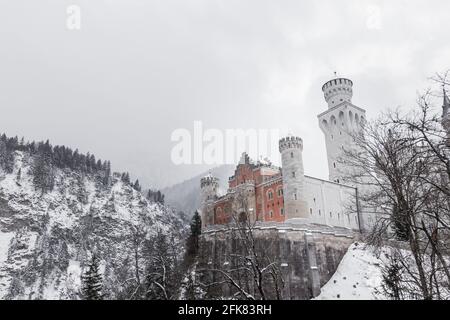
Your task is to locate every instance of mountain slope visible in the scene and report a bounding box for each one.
[0,149,185,299]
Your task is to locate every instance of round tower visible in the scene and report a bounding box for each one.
[279,136,308,222]
[318,77,365,183]
[200,173,219,228]
[322,78,353,109]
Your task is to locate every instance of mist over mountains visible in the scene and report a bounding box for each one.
[162,165,235,217]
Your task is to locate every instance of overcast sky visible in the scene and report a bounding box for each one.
[0,0,449,188]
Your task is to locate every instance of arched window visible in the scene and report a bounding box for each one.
[339,111,345,127]
[267,189,274,200]
[269,210,273,218]
[293,193,297,200]
[277,187,283,197]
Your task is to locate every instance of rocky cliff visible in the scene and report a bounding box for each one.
[0,150,185,299]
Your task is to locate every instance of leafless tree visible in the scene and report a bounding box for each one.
[339,71,450,299]
[113,225,184,300]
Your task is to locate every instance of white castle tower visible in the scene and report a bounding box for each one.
[200,173,219,228]
[318,77,366,183]
[279,136,308,221]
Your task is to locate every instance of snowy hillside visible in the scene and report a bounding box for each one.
[315,242,387,300]
[0,150,185,299]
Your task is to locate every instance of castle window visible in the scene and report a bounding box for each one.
[277,188,283,197]
[280,208,284,216]
[333,162,336,168]
[310,208,313,215]
[267,190,274,200]
[338,213,340,220]
[291,152,294,158]
[313,198,316,203]
[293,193,297,200]
[292,171,296,178]
[269,211,273,218]
[330,212,332,218]
[319,210,321,215]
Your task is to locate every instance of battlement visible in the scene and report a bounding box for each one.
[279,136,303,152]
[322,78,353,109]
[200,174,219,188]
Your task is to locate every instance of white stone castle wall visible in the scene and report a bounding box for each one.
[304,176,360,230]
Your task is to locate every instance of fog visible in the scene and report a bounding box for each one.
[0,0,449,188]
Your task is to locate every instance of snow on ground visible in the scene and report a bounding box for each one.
[315,242,387,300]
[0,232,14,295]
[0,232,14,264]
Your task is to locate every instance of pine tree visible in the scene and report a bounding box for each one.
[80,254,104,300]
[32,142,55,193]
[121,172,130,184]
[0,139,15,173]
[102,161,111,186]
[184,211,202,266]
[133,179,141,191]
[190,211,202,239]
[146,189,165,204]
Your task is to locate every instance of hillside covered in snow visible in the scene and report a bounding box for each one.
[315,242,387,300]
[0,135,185,299]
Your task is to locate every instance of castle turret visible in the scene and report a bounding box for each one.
[200,173,219,229]
[318,77,366,183]
[322,78,353,109]
[279,136,308,221]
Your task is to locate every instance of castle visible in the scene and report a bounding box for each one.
[199,77,375,231]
